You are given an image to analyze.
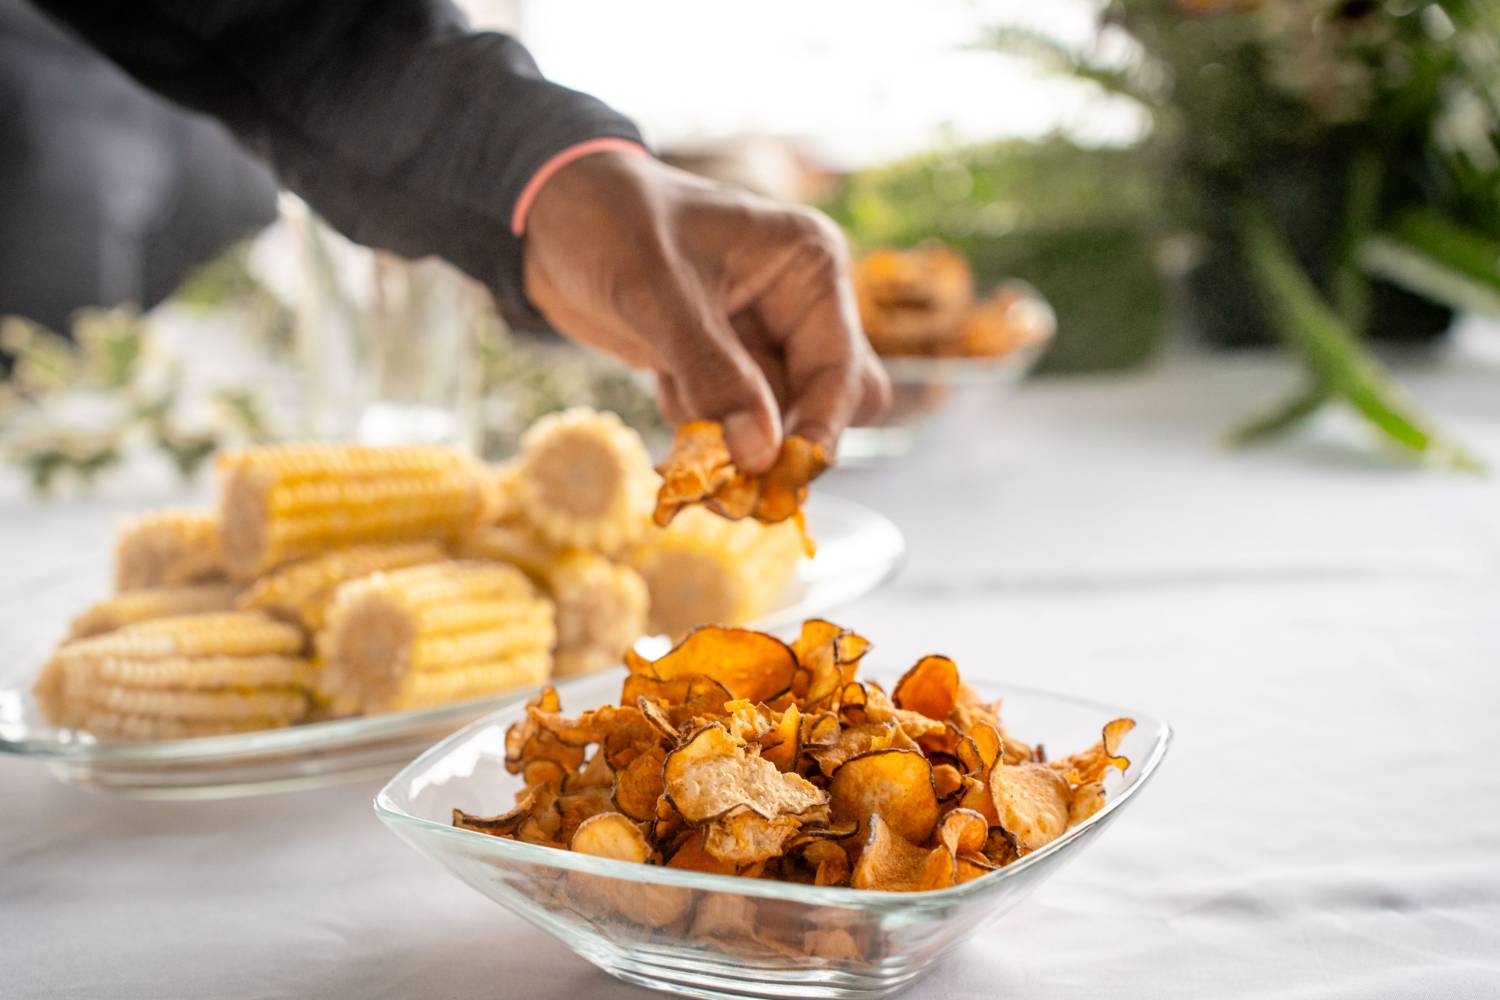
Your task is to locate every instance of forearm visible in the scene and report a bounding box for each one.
[33,0,644,325]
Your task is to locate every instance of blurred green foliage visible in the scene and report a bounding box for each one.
[828,0,1500,467]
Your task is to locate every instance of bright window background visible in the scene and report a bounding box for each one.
[497,1,1147,170]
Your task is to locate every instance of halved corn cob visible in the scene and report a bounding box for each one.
[319,561,554,713]
[38,611,312,739]
[512,408,657,555]
[114,509,225,590]
[628,507,804,640]
[459,526,649,677]
[69,582,241,639]
[216,443,494,580]
[237,541,447,631]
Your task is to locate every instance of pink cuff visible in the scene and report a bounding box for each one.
[510,138,650,236]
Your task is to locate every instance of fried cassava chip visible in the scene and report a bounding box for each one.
[828,748,941,845]
[851,815,955,892]
[637,626,799,704]
[892,654,960,721]
[570,811,651,863]
[663,723,827,824]
[990,762,1071,853]
[652,421,830,554]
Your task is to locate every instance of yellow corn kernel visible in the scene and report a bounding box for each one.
[216,443,492,579]
[512,408,657,555]
[238,541,446,630]
[628,507,803,640]
[78,711,295,741]
[320,560,554,713]
[114,508,225,590]
[69,582,241,639]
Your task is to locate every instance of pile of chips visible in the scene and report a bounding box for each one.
[455,619,1132,894]
[852,243,1055,359]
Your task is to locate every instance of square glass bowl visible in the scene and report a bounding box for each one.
[376,670,1170,999]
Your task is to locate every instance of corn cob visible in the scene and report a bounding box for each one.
[512,408,657,555]
[39,611,311,739]
[319,561,554,713]
[114,509,225,590]
[69,582,241,639]
[460,526,649,676]
[237,541,446,631]
[628,507,803,640]
[216,443,494,580]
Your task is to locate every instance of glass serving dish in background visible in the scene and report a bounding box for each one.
[376,670,1169,1000]
[0,495,903,798]
[840,282,1055,463]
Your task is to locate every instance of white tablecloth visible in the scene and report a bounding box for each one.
[5,351,1500,999]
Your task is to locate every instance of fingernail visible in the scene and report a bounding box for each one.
[724,410,777,473]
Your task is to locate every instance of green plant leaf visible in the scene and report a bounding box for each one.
[1224,386,1329,448]
[1240,209,1481,470]
[1359,210,1500,317]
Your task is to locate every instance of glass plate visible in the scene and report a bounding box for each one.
[0,494,905,799]
[376,670,1170,999]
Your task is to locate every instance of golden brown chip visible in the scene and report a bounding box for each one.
[612,743,667,821]
[956,721,1003,776]
[662,723,827,824]
[937,808,989,858]
[666,830,739,875]
[828,748,940,845]
[932,761,964,802]
[1049,717,1135,785]
[791,619,871,708]
[850,814,955,892]
[806,721,898,777]
[452,794,534,837]
[955,853,998,884]
[800,839,851,886]
[654,421,737,527]
[1069,780,1108,825]
[522,758,570,789]
[892,654,960,721]
[571,811,651,863]
[760,703,801,772]
[702,807,803,866]
[640,626,798,704]
[556,786,617,844]
[621,672,733,721]
[652,421,830,551]
[956,774,1001,827]
[990,762,1071,853]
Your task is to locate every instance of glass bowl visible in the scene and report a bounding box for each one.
[0,494,904,798]
[839,342,1052,464]
[375,670,1170,999]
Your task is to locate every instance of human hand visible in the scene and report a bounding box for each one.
[522,151,890,473]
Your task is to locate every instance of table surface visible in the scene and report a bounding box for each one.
[5,348,1500,1000]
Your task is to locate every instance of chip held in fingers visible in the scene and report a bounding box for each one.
[454,619,1134,895]
[653,420,831,556]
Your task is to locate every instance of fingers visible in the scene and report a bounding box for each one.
[651,281,784,473]
[733,207,890,450]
